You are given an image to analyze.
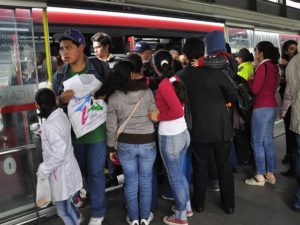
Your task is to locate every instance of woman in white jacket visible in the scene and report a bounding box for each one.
[36,88,83,225]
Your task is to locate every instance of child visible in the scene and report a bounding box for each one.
[35,88,83,225]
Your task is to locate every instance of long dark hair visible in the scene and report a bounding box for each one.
[153,50,187,104]
[256,41,280,64]
[35,88,57,118]
[107,61,148,96]
[281,40,297,62]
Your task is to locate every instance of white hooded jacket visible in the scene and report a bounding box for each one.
[37,108,82,202]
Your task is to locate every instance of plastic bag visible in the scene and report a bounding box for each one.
[68,96,107,138]
[36,177,51,208]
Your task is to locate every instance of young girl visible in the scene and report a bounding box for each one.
[106,61,157,225]
[148,50,192,225]
[35,88,83,225]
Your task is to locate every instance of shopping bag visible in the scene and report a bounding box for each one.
[63,74,102,98]
[68,96,107,138]
[36,177,51,208]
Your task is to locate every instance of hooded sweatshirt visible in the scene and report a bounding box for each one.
[106,89,156,148]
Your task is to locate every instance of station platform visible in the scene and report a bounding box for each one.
[40,134,300,225]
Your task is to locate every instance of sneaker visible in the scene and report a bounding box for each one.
[161,192,174,201]
[163,215,188,225]
[72,195,84,208]
[171,206,193,217]
[245,177,265,186]
[126,216,139,225]
[78,213,84,224]
[140,212,154,225]
[88,217,104,225]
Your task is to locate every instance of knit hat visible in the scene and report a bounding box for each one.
[205,30,226,55]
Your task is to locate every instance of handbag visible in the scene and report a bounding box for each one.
[115,91,146,149]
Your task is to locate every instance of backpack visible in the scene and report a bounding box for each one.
[216,52,254,118]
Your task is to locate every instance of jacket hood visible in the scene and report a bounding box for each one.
[117,90,146,105]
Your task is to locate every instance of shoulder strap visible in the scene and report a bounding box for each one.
[116,91,146,140]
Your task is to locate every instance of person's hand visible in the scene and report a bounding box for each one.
[59,89,74,104]
[191,59,199,67]
[148,111,159,122]
[109,151,120,165]
[248,75,254,80]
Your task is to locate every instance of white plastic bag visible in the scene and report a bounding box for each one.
[68,96,107,138]
[63,74,102,98]
[36,177,51,208]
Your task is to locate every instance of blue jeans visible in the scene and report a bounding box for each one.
[73,141,107,217]
[117,142,156,221]
[159,129,191,220]
[294,133,300,209]
[56,197,79,225]
[251,107,277,175]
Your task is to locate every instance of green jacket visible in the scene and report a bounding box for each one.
[237,62,254,80]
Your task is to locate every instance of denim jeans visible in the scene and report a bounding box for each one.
[56,197,80,225]
[117,142,156,221]
[159,129,191,220]
[294,133,300,209]
[73,141,107,217]
[251,107,277,175]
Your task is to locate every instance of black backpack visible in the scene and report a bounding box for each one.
[217,52,254,118]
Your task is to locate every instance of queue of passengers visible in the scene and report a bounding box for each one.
[35,28,300,225]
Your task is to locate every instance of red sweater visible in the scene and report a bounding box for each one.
[155,76,184,121]
[248,60,279,108]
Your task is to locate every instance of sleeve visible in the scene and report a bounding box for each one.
[52,71,60,96]
[221,72,238,103]
[248,64,266,95]
[157,81,184,121]
[147,89,157,112]
[37,126,67,179]
[280,84,292,118]
[106,97,118,148]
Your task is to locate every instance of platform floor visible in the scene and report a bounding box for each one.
[40,135,300,225]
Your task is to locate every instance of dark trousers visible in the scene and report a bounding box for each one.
[191,141,234,210]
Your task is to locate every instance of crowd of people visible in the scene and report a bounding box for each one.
[35,28,300,225]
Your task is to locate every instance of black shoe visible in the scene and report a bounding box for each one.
[281,168,295,177]
[191,202,204,213]
[224,208,234,214]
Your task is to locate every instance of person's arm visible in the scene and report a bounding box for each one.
[221,71,238,103]
[106,97,118,149]
[157,81,184,121]
[280,84,291,118]
[248,63,266,95]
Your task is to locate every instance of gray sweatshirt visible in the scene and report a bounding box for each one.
[106,89,156,148]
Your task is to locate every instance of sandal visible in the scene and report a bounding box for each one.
[245,176,265,186]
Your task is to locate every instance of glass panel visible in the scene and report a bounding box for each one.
[254,30,280,48]
[227,27,254,53]
[0,7,45,221]
[287,0,300,9]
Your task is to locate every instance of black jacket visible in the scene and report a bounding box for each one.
[181,64,238,143]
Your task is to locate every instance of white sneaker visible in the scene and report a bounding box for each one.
[88,217,104,225]
[126,216,139,225]
[140,212,154,225]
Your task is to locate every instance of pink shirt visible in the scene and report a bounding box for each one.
[248,60,279,108]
